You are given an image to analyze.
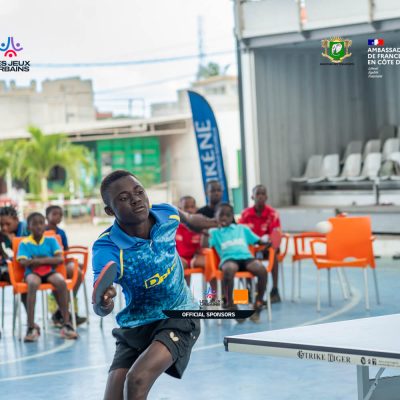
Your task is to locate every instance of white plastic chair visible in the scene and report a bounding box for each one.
[292,155,323,182]
[382,138,400,160]
[328,154,362,182]
[389,152,400,181]
[348,153,382,181]
[307,154,339,183]
[342,141,363,164]
[363,140,381,160]
[379,125,396,143]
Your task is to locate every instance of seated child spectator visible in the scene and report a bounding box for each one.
[0,206,29,243]
[45,205,86,326]
[176,196,204,285]
[0,232,12,282]
[0,206,39,329]
[17,212,78,342]
[239,184,282,303]
[206,203,268,322]
[46,206,69,249]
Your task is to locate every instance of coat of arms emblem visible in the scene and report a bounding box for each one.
[321,37,352,63]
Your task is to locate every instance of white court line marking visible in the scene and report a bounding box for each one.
[0,340,75,366]
[192,343,221,352]
[0,364,109,382]
[297,285,361,327]
[0,343,222,382]
[0,279,362,380]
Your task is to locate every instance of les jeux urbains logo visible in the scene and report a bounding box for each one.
[321,37,353,65]
[0,37,30,72]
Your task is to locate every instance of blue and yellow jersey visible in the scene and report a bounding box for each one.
[17,235,62,276]
[92,203,197,328]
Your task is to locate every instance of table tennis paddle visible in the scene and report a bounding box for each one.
[92,261,117,307]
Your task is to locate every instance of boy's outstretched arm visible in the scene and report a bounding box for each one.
[178,209,217,232]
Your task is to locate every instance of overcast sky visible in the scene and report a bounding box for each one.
[0,0,236,116]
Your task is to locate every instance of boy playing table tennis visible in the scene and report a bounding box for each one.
[92,170,216,400]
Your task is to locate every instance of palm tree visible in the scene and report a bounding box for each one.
[0,140,16,196]
[12,126,93,202]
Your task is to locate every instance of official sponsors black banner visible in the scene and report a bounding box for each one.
[163,310,255,319]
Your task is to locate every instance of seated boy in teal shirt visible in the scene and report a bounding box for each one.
[207,203,267,321]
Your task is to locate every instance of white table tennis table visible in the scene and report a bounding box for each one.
[224,314,400,400]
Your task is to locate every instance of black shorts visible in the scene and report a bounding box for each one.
[220,258,255,272]
[109,318,201,379]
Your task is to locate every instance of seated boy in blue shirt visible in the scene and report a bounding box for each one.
[46,205,87,326]
[92,170,216,400]
[206,203,268,322]
[17,212,78,342]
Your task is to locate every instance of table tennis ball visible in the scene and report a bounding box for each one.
[316,220,333,234]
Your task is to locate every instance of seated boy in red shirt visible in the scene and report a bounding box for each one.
[176,196,204,284]
[239,184,282,303]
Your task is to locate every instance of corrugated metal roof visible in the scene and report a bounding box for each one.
[0,113,192,141]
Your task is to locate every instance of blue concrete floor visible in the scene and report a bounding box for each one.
[0,258,399,400]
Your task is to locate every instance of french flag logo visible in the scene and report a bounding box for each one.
[368,39,384,46]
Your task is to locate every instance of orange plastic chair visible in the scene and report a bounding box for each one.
[310,216,379,311]
[277,233,290,300]
[203,245,275,321]
[7,236,79,340]
[64,246,90,322]
[44,230,90,323]
[291,231,326,301]
[0,280,10,332]
[183,256,207,296]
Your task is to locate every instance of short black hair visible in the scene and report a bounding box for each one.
[252,184,267,194]
[206,180,221,191]
[100,169,139,205]
[0,206,18,218]
[27,212,45,226]
[179,195,195,203]
[45,205,63,217]
[215,202,234,214]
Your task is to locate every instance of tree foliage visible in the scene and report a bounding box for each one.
[9,126,93,201]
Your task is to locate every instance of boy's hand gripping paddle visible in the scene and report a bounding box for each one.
[92,261,117,307]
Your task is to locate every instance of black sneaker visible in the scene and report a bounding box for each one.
[270,288,281,304]
[60,323,78,340]
[51,310,63,328]
[24,326,40,342]
[250,302,263,323]
[75,315,87,326]
[228,304,246,324]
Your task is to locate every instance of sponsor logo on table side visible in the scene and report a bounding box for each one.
[295,350,400,368]
[297,350,351,364]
